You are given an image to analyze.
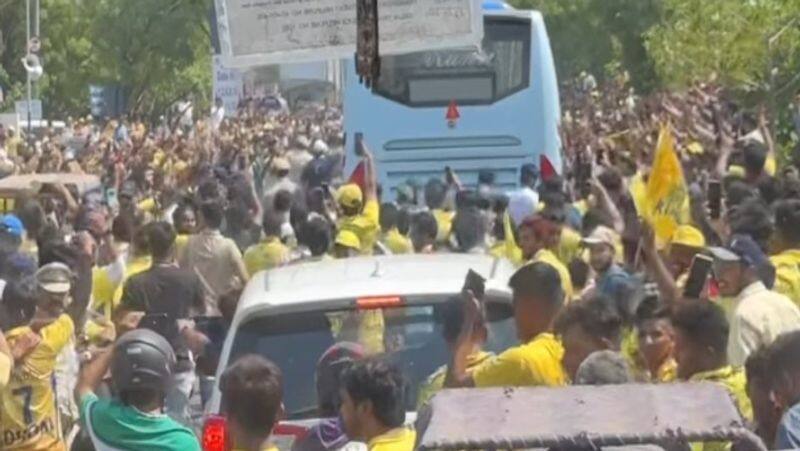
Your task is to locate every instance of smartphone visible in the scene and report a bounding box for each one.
[708,180,722,220]
[463,269,486,299]
[354,132,365,157]
[683,254,714,300]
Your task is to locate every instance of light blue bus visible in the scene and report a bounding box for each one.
[343,1,561,196]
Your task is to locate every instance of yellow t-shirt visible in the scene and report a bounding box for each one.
[690,366,752,420]
[689,366,752,451]
[1,315,73,451]
[555,227,582,266]
[244,237,290,276]
[417,351,492,408]
[112,256,152,307]
[771,249,800,307]
[338,200,380,254]
[368,427,416,451]
[432,209,455,243]
[0,353,10,388]
[472,332,566,387]
[383,229,413,255]
[533,249,574,302]
[175,234,190,262]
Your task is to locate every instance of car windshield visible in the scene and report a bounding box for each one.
[228,299,516,419]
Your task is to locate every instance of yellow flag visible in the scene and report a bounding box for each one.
[645,124,688,243]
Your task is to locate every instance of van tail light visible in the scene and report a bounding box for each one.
[356,296,403,309]
[202,415,230,451]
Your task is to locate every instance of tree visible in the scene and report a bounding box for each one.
[508,0,663,91]
[1,0,213,120]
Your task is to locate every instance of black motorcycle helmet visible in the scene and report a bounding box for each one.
[111,329,176,394]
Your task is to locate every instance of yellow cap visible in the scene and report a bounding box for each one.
[337,184,363,209]
[335,230,361,250]
[670,225,705,248]
[727,165,745,177]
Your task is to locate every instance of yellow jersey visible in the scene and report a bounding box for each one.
[1,315,73,451]
[243,237,290,276]
[417,351,492,408]
[383,229,413,255]
[533,249,574,302]
[338,200,380,255]
[771,249,800,307]
[555,227,582,266]
[432,209,455,244]
[689,366,751,451]
[368,427,416,451]
[112,255,152,307]
[472,332,566,387]
[0,353,10,388]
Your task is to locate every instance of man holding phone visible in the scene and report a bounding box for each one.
[337,135,379,255]
[707,234,800,367]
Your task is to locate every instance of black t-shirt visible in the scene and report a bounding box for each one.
[120,264,205,362]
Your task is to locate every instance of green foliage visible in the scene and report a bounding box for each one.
[508,0,663,91]
[0,0,212,119]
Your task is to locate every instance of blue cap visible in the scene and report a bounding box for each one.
[708,234,768,268]
[0,215,25,237]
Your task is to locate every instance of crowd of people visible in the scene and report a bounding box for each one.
[0,72,798,451]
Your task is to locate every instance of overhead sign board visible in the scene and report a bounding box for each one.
[214,0,483,67]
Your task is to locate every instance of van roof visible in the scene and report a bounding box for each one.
[237,254,516,315]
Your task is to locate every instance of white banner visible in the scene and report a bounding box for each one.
[214,0,483,67]
[212,55,243,117]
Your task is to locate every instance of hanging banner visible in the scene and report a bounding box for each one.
[214,0,483,67]
[212,55,244,117]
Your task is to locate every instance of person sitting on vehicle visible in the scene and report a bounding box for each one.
[418,295,491,408]
[409,212,437,254]
[745,345,781,447]
[244,212,290,276]
[518,214,574,301]
[632,304,677,383]
[340,359,415,451]
[555,295,625,383]
[379,203,412,255]
[446,262,566,388]
[220,354,283,451]
[767,330,800,449]
[75,329,200,450]
[293,342,365,451]
[671,302,752,421]
[336,148,379,255]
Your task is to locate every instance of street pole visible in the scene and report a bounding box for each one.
[26,0,32,148]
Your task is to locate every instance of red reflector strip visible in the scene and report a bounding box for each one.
[273,422,310,438]
[202,415,229,451]
[356,296,404,309]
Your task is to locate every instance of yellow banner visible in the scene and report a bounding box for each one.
[645,124,688,243]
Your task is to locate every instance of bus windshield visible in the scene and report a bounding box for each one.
[375,16,531,107]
